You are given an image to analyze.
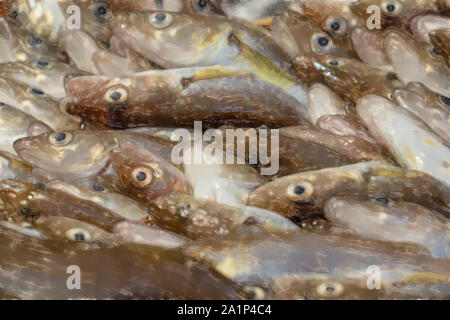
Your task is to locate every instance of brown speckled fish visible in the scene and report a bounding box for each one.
[430,28,450,68]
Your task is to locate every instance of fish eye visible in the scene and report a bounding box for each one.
[66,228,92,242]
[104,87,128,104]
[132,167,153,187]
[195,0,209,10]
[27,34,43,48]
[149,12,174,29]
[241,286,266,300]
[286,182,313,202]
[427,46,443,59]
[325,17,347,36]
[439,95,450,106]
[92,185,105,192]
[381,1,402,16]
[30,88,45,96]
[316,281,344,297]
[92,1,112,22]
[49,132,73,147]
[374,197,390,206]
[327,59,339,67]
[311,33,333,54]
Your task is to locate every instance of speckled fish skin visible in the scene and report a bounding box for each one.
[357,94,450,187]
[300,0,365,38]
[0,59,85,99]
[410,14,450,44]
[64,68,309,129]
[0,151,33,181]
[13,130,174,180]
[0,179,123,230]
[280,126,388,164]
[113,221,188,248]
[247,161,450,218]
[0,103,46,156]
[110,0,222,14]
[430,28,450,68]
[7,0,113,45]
[184,232,450,299]
[394,82,450,146]
[350,0,440,29]
[270,11,355,60]
[324,196,450,258]
[384,27,450,97]
[0,16,62,63]
[148,195,299,240]
[0,225,242,299]
[0,77,82,131]
[110,10,311,104]
[45,180,150,222]
[109,141,192,205]
[351,28,391,68]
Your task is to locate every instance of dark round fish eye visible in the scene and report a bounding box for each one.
[318,37,329,47]
[293,185,305,195]
[109,91,122,101]
[136,171,147,182]
[440,95,450,106]
[97,6,107,15]
[386,4,396,12]
[154,13,166,22]
[375,197,389,206]
[329,60,339,66]
[28,35,43,46]
[92,185,105,192]
[74,232,85,241]
[326,286,335,292]
[330,22,340,31]
[54,132,66,142]
[31,88,44,95]
[198,0,208,8]
[37,61,49,68]
[432,47,441,56]
[12,10,18,19]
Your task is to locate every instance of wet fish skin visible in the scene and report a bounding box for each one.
[0,179,123,230]
[247,161,450,218]
[429,28,450,68]
[384,27,450,97]
[148,195,299,240]
[306,83,348,124]
[394,82,450,146]
[324,196,450,258]
[357,94,450,187]
[0,77,82,131]
[13,129,175,180]
[0,59,86,99]
[110,0,222,15]
[110,141,192,205]
[7,0,113,45]
[410,14,450,44]
[64,69,308,129]
[185,232,450,299]
[0,224,242,299]
[0,151,33,181]
[351,27,391,68]
[0,16,62,63]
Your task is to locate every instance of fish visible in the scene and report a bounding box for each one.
[113,221,188,248]
[110,0,221,14]
[64,67,309,129]
[13,130,174,180]
[384,27,450,97]
[7,0,113,45]
[410,14,450,44]
[0,224,242,299]
[0,59,85,99]
[0,102,50,155]
[0,16,63,63]
[394,82,450,146]
[110,11,310,105]
[34,216,115,243]
[0,151,33,181]
[45,180,150,222]
[429,28,450,68]
[247,161,450,218]
[59,29,146,76]
[0,77,82,131]
[109,141,192,205]
[351,28,392,68]
[0,179,123,230]
[148,195,299,239]
[270,11,355,59]
[357,94,450,187]
[350,0,441,29]
[324,196,450,258]
[184,232,450,299]
[306,83,348,124]
[300,0,365,37]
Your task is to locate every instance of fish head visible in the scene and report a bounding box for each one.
[13,130,116,179]
[429,28,450,66]
[109,0,217,14]
[111,11,228,67]
[110,141,191,203]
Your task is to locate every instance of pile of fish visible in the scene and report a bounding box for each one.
[0,0,449,300]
